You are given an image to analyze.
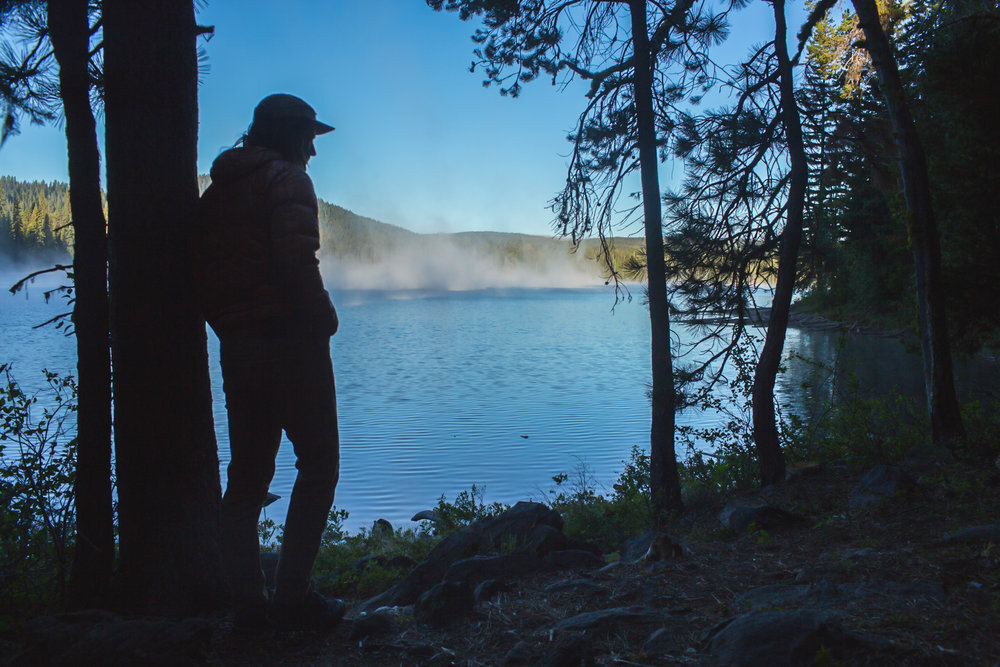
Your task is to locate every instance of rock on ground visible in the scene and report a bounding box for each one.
[359,501,564,612]
[849,464,917,507]
[737,580,946,610]
[940,524,1000,545]
[703,609,873,666]
[415,581,474,627]
[718,499,811,536]
[549,606,661,633]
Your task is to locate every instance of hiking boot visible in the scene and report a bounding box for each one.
[271,589,346,632]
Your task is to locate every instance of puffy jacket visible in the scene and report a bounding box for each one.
[195,146,338,338]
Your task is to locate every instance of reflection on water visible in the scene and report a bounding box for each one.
[2,275,997,531]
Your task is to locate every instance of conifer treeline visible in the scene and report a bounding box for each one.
[0,175,76,253]
[3,174,638,272]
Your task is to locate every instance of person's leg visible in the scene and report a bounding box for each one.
[271,336,340,608]
[219,338,283,613]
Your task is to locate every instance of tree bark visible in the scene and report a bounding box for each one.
[630,0,684,520]
[47,0,115,609]
[751,0,805,487]
[850,0,965,448]
[103,0,226,615]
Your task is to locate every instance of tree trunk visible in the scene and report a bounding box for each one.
[751,0,805,487]
[850,0,965,448]
[630,0,684,520]
[47,0,115,609]
[103,0,226,615]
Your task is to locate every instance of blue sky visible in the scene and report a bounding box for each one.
[1,1,788,235]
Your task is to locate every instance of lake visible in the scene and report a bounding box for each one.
[2,266,995,532]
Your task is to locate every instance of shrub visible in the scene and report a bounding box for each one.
[429,484,508,536]
[781,362,927,465]
[0,364,78,626]
[307,485,509,600]
[545,447,653,549]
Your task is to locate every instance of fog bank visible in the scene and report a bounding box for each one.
[320,235,605,291]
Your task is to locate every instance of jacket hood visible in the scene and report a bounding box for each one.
[209,146,289,186]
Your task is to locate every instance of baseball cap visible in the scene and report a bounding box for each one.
[252,93,335,135]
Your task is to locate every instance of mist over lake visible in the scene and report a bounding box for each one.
[3,263,996,532]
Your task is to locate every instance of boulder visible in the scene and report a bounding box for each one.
[524,524,569,555]
[357,525,482,612]
[849,464,916,507]
[703,610,869,666]
[550,606,661,633]
[545,549,606,570]
[642,627,682,657]
[503,640,536,666]
[542,631,594,667]
[349,607,402,641]
[620,530,660,562]
[940,524,1000,545]
[594,561,624,577]
[359,501,563,612]
[737,580,946,611]
[718,499,811,536]
[415,581,474,627]
[411,509,440,522]
[477,501,565,549]
[545,578,603,596]
[643,533,684,562]
[474,578,509,602]
[444,553,548,587]
[565,538,603,556]
[372,518,393,535]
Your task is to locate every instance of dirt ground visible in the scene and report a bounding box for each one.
[202,459,1000,666]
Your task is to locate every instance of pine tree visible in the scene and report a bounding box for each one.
[104,0,226,614]
[427,0,730,517]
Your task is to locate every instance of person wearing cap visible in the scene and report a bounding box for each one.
[195,93,343,631]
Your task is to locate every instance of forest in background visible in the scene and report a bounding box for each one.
[6,1,998,350]
[1,0,999,634]
[0,175,76,258]
[2,174,641,280]
[788,0,1000,354]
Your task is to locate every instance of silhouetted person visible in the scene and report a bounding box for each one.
[195,94,342,630]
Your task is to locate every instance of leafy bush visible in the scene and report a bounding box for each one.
[308,485,511,600]
[959,398,1000,461]
[0,364,78,625]
[261,486,514,601]
[309,506,438,599]
[429,484,508,536]
[676,337,762,497]
[781,356,927,465]
[545,447,653,549]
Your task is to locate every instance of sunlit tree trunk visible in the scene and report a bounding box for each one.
[850,0,964,448]
[104,0,226,615]
[47,0,115,609]
[751,0,805,487]
[630,0,684,518]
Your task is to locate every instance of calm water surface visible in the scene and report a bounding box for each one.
[2,269,995,531]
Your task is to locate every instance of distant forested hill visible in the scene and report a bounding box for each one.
[2,175,643,282]
[0,176,76,259]
[315,201,644,287]
[317,200,417,261]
